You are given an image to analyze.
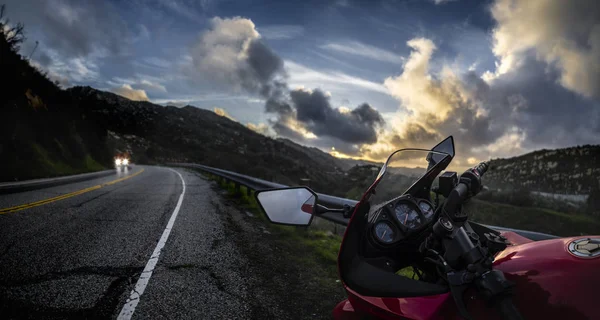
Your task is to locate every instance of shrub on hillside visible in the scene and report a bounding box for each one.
[477,188,534,207]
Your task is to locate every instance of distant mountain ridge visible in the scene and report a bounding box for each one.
[68,86,352,196]
[486,146,600,195]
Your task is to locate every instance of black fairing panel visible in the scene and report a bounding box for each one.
[339,202,448,297]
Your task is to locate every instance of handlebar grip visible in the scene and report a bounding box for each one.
[473,162,489,176]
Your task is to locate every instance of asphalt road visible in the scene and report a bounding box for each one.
[0,165,258,319]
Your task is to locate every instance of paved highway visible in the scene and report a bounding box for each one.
[0,165,259,319]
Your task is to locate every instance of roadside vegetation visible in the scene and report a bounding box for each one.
[200,171,346,319]
[0,5,111,182]
[466,199,600,237]
[212,175,343,273]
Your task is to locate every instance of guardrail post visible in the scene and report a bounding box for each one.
[234,182,241,195]
[246,187,252,197]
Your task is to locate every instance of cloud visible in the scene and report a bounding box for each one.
[246,122,271,136]
[377,32,599,165]
[136,24,151,41]
[138,79,167,93]
[257,25,304,40]
[3,0,137,87]
[488,0,600,99]
[266,88,385,150]
[320,40,404,64]
[111,84,149,101]
[213,107,236,121]
[139,57,171,69]
[285,60,388,94]
[190,16,287,98]
[188,15,386,152]
[160,101,188,108]
[108,77,167,94]
[157,0,203,23]
[45,54,100,83]
[432,0,457,4]
[4,0,131,58]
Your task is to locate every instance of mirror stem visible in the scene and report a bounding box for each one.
[315,204,354,218]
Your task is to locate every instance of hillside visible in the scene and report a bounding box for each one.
[0,20,110,181]
[68,87,351,196]
[486,146,600,195]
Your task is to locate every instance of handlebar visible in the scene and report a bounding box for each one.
[432,162,525,320]
[442,162,489,222]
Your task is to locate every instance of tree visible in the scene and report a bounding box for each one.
[0,4,26,52]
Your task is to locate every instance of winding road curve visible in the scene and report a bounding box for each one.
[0,166,255,319]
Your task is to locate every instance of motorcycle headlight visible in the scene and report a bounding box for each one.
[115,158,122,165]
[123,159,129,165]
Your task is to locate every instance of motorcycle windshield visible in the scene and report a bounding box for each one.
[367,149,452,214]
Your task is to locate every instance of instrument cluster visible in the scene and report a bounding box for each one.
[371,196,435,245]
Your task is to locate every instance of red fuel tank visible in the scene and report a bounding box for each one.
[476,235,600,320]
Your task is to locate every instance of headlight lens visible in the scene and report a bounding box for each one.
[123,159,129,165]
[115,158,122,165]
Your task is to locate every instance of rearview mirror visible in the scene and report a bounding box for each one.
[255,187,317,226]
[427,136,455,168]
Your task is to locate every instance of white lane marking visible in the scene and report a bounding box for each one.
[117,168,186,320]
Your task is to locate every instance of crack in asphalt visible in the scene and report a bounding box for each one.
[0,266,143,320]
[0,266,143,287]
[70,191,114,208]
[164,263,245,301]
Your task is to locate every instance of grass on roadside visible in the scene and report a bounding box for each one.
[205,173,343,278]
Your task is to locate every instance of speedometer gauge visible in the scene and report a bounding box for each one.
[374,222,395,244]
[419,201,434,219]
[395,203,422,229]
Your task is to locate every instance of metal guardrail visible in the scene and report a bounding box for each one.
[169,163,558,241]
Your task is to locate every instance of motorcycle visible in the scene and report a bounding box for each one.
[254,136,599,320]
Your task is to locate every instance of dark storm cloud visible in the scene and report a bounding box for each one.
[289,89,384,144]
[484,57,600,147]
[265,98,293,115]
[192,16,385,148]
[243,40,285,91]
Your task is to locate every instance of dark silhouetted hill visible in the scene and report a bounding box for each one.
[0,14,110,181]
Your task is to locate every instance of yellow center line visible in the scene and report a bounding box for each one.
[0,168,145,214]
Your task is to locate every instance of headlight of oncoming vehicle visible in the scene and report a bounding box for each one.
[115,158,122,165]
[123,159,129,165]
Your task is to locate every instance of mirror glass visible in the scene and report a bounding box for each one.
[428,136,455,166]
[256,187,316,226]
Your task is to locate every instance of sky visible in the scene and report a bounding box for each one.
[4,0,600,167]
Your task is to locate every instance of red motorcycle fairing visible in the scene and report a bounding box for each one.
[334,234,600,319]
[488,235,600,320]
[334,288,453,320]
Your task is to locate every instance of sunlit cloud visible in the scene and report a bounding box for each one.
[111,84,149,101]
